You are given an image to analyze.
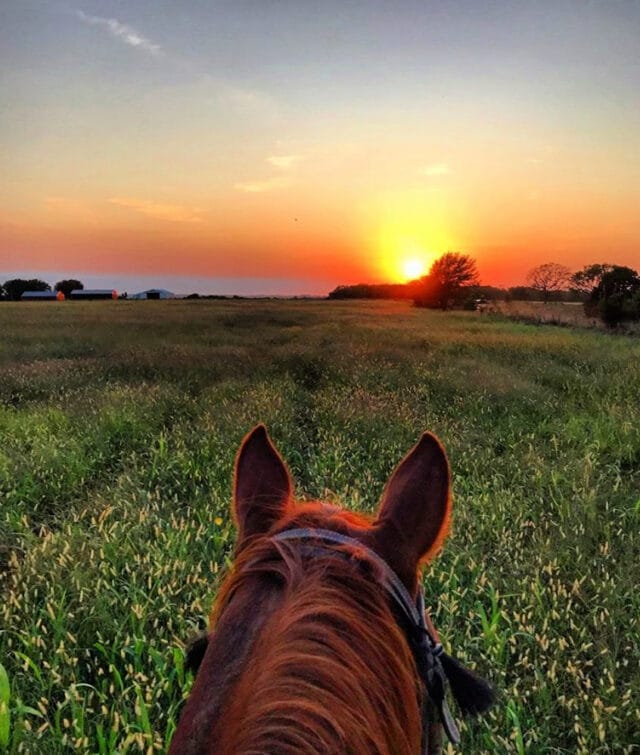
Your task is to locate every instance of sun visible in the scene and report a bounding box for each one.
[376,226,443,283]
[402,258,426,281]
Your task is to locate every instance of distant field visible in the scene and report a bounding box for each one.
[486,300,596,328]
[1,299,639,753]
[485,299,640,334]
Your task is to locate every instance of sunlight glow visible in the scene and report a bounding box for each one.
[402,258,425,280]
[369,191,456,283]
[379,236,440,282]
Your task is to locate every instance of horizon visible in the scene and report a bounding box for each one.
[2,1,639,289]
[0,263,606,298]
[0,271,337,297]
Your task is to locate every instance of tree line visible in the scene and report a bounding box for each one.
[1,278,85,301]
[328,254,640,327]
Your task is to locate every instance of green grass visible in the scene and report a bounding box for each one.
[1,299,639,753]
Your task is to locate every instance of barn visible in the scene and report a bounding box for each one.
[69,289,118,300]
[130,288,176,300]
[21,291,65,301]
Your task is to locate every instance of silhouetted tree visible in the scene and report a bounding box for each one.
[594,266,639,299]
[328,282,419,300]
[526,263,571,302]
[328,284,373,299]
[571,264,614,296]
[55,279,84,298]
[2,278,50,301]
[585,265,640,326]
[466,285,505,301]
[414,252,480,310]
[508,286,539,301]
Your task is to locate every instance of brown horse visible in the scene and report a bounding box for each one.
[169,425,493,754]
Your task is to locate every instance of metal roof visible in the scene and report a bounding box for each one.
[70,289,115,294]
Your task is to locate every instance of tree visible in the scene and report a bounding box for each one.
[2,278,50,301]
[508,286,539,301]
[585,265,640,327]
[525,263,571,302]
[327,282,419,300]
[54,279,84,299]
[596,266,640,299]
[414,252,480,310]
[571,264,613,295]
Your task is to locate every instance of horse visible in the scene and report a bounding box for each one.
[169,425,494,754]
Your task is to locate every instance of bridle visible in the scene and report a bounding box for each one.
[271,527,462,755]
[182,523,492,752]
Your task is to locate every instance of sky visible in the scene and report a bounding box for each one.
[1,0,639,295]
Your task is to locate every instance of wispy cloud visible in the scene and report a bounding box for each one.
[234,177,291,193]
[109,197,203,223]
[266,155,302,170]
[420,162,451,177]
[76,10,162,56]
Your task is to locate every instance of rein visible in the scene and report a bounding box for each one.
[272,527,461,754]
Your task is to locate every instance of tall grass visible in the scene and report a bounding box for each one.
[484,300,640,334]
[1,300,639,753]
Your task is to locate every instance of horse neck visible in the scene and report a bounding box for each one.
[214,558,423,754]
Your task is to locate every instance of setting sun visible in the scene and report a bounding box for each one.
[402,258,425,280]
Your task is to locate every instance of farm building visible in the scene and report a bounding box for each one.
[130,288,175,300]
[69,289,117,300]
[21,291,65,301]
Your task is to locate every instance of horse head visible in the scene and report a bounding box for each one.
[169,425,494,754]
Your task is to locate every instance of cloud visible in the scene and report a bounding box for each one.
[234,177,291,193]
[235,153,302,193]
[76,10,162,56]
[109,197,203,223]
[420,162,451,177]
[266,155,302,170]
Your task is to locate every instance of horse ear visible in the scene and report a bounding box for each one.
[369,432,451,587]
[234,424,292,546]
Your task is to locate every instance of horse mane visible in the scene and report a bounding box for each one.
[208,503,424,754]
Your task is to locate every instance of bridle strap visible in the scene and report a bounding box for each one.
[271,527,461,751]
[274,527,420,624]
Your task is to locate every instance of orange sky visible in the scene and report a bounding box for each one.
[2,2,639,294]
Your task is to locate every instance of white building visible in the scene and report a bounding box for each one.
[130,288,176,300]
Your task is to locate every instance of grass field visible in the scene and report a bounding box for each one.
[483,301,600,330]
[1,299,639,753]
[484,301,640,334]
